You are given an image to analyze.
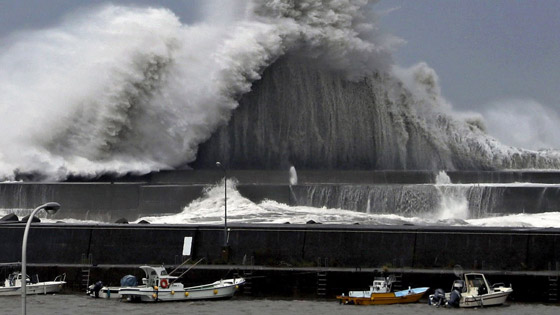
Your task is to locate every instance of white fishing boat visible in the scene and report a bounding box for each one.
[429,272,513,308]
[115,265,244,302]
[0,272,66,296]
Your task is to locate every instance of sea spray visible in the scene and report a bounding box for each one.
[195,53,560,170]
[0,1,397,180]
[289,166,298,186]
[2,1,560,182]
[434,171,469,220]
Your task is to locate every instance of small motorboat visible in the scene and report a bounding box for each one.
[337,276,429,305]
[429,272,513,308]
[94,265,244,302]
[0,272,66,296]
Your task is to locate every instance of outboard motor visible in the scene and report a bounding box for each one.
[448,289,461,307]
[88,281,103,298]
[429,288,447,307]
[448,280,464,307]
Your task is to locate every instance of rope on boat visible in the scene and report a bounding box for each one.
[168,258,192,275]
[169,257,206,286]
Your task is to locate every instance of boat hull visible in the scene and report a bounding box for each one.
[119,278,244,302]
[120,284,239,302]
[337,290,427,305]
[459,290,512,308]
[0,281,65,296]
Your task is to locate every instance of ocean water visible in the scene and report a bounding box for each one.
[0,294,558,315]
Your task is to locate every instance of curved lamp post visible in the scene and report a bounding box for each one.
[215,162,228,247]
[22,202,60,315]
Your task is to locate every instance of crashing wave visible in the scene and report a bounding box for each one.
[0,0,558,181]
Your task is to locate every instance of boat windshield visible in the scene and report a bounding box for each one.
[160,270,168,276]
[465,275,487,289]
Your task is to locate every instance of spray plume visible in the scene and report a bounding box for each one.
[0,0,397,180]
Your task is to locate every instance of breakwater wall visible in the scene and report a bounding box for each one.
[1,223,558,302]
[3,176,560,221]
[1,223,558,271]
[65,169,560,185]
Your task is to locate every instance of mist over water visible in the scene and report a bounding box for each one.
[2,1,559,181]
[2,1,560,227]
[483,98,560,150]
[0,0,399,180]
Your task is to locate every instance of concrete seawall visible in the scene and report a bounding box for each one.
[1,223,558,271]
[1,223,558,302]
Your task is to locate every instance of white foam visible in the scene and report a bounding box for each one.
[0,1,397,181]
[131,182,560,228]
[3,181,558,228]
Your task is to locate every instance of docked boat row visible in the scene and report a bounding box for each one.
[1,264,513,308]
[337,271,513,308]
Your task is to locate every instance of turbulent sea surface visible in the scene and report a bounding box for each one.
[130,181,560,228]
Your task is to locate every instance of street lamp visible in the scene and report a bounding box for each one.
[21,202,60,315]
[215,162,228,247]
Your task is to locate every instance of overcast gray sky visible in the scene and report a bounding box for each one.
[2,0,559,149]
[376,0,560,112]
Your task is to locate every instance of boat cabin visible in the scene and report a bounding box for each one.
[456,273,490,296]
[139,266,177,288]
[370,277,391,293]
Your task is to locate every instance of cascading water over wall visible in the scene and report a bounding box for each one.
[193,56,560,171]
[290,175,555,219]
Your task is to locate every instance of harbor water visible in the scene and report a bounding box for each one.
[0,294,558,315]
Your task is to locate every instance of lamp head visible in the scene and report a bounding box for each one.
[216,162,222,168]
[42,202,61,215]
